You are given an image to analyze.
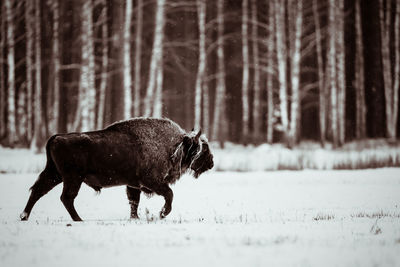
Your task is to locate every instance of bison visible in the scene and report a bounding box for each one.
[20,117,214,221]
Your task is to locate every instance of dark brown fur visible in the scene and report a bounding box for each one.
[20,117,214,221]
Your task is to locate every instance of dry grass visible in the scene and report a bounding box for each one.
[212,139,400,171]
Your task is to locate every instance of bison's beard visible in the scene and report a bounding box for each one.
[191,158,213,178]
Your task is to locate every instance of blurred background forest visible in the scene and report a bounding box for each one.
[0,0,399,151]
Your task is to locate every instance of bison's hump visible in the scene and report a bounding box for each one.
[106,117,186,136]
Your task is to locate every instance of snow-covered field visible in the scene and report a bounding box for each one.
[1,169,400,267]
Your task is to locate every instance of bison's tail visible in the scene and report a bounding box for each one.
[30,135,61,191]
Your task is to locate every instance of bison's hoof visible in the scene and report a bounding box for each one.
[159,211,166,219]
[20,212,29,221]
[130,214,139,220]
[159,208,170,219]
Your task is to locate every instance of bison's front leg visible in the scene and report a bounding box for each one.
[154,185,173,219]
[126,186,141,219]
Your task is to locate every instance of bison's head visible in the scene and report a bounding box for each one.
[173,130,214,178]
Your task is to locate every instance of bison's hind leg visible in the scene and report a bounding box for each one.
[20,168,62,221]
[60,177,83,221]
[126,186,141,219]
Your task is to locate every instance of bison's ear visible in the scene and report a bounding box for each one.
[195,129,202,140]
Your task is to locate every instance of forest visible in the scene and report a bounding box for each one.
[0,0,399,151]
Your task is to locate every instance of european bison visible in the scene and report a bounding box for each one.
[20,117,214,221]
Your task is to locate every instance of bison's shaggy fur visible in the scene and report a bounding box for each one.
[20,117,214,221]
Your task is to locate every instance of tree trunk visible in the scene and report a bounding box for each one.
[241,0,250,142]
[51,0,61,133]
[133,0,143,117]
[0,2,6,139]
[355,0,366,139]
[5,0,16,146]
[328,0,338,148]
[274,0,289,141]
[336,0,346,146]
[123,0,133,119]
[97,3,108,129]
[379,0,399,141]
[25,0,34,141]
[153,67,163,117]
[266,0,274,144]
[194,0,206,130]
[80,0,96,132]
[144,0,166,117]
[31,0,43,151]
[212,0,227,144]
[288,0,302,147]
[312,0,326,146]
[251,0,261,143]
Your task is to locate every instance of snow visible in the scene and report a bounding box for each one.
[1,169,400,267]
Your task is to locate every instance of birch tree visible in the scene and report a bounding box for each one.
[133,0,143,117]
[50,0,61,133]
[144,0,166,117]
[25,0,34,140]
[5,0,16,145]
[0,2,6,138]
[288,0,303,147]
[274,0,303,147]
[274,0,288,143]
[379,0,400,141]
[212,0,227,143]
[80,0,96,131]
[251,0,261,142]
[31,0,43,151]
[312,0,326,145]
[355,0,366,139]
[97,2,108,129]
[241,0,250,142]
[336,0,346,146]
[266,1,274,144]
[194,0,206,130]
[123,0,133,119]
[328,0,338,148]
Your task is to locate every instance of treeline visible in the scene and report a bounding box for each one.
[0,0,399,151]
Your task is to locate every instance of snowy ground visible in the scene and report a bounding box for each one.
[1,169,400,267]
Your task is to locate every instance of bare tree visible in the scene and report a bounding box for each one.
[355,0,366,139]
[97,1,108,129]
[266,1,274,144]
[25,0,34,140]
[5,0,16,146]
[194,0,206,130]
[80,0,96,131]
[0,2,6,139]
[31,0,43,151]
[379,0,400,141]
[241,0,250,142]
[336,0,346,146]
[212,0,227,143]
[251,0,261,143]
[274,0,288,143]
[145,0,166,117]
[312,0,326,146]
[123,0,133,119]
[328,0,338,148]
[274,0,303,147]
[288,0,303,147]
[49,0,61,133]
[133,0,143,117]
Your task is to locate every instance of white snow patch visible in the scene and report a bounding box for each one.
[1,169,400,267]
